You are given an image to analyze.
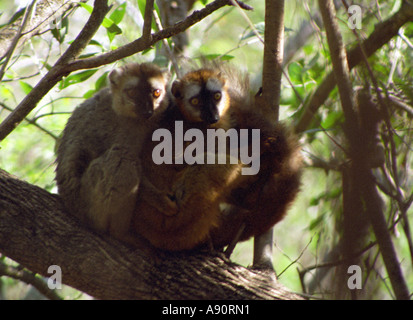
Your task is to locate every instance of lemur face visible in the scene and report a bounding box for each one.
[171,69,229,124]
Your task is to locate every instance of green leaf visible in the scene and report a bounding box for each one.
[102,17,121,32]
[19,81,33,94]
[321,111,343,129]
[87,39,105,52]
[137,0,146,18]
[51,24,61,43]
[78,52,100,59]
[44,63,53,71]
[60,69,98,89]
[84,72,108,99]
[95,72,109,91]
[141,47,153,55]
[288,62,303,84]
[201,54,235,61]
[83,89,96,99]
[106,24,122,43]
[79,2,93,13]
[79,2,122,42]
[0,85,16,101]
[50,15,69,43]
[109,2,126,24]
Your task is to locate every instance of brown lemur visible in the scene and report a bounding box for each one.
[131,63,303,251]
[55,62,178,243]
[56,61,302,252]
[131,67,243,251]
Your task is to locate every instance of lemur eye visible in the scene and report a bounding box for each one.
[190,97,199,106]
[152,89,161,99]
[214,92,222,101]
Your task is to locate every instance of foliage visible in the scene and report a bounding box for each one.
[0,0,412,299]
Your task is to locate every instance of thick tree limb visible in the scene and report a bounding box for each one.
[295,0,413,133]
[0,169,303,300]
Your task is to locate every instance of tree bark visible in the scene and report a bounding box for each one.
[0,169,303,300]
[252,0,285,271]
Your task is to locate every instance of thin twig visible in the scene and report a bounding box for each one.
[0,261,62,300]
[229,0,263,44]
[300,241,377,276]
[0,0,37,82]
[277,234,314,278]
[0,103,58,140]
[152,9,181,78]
[295,2,413,133]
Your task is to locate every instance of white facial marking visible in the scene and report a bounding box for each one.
[148,77,166,90]
[206,77,223,92]
[217,91,228,114]
[185,84,201,100]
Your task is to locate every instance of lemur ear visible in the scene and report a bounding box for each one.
[161,68,171,82]
[217,71,227,85]
[108,68,124,88]
[171,79,183,99]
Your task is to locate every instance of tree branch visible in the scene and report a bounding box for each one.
[0,169,303,300]
[0,0,110,142]
[0,0,82,59]
[0,102,58,140]
[63,0,233,71]
[295,0,413,133]
[0,0,234,142]
[258,0,284,122]
[0,261,63,300]
[0,0,37,82]
[252,0,285,272]
[142,0,154,42]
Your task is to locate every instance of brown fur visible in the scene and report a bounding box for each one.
[55,63,176,243]
[131,68,242,250]
[131,65,302,251]
[210,115,303,247]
